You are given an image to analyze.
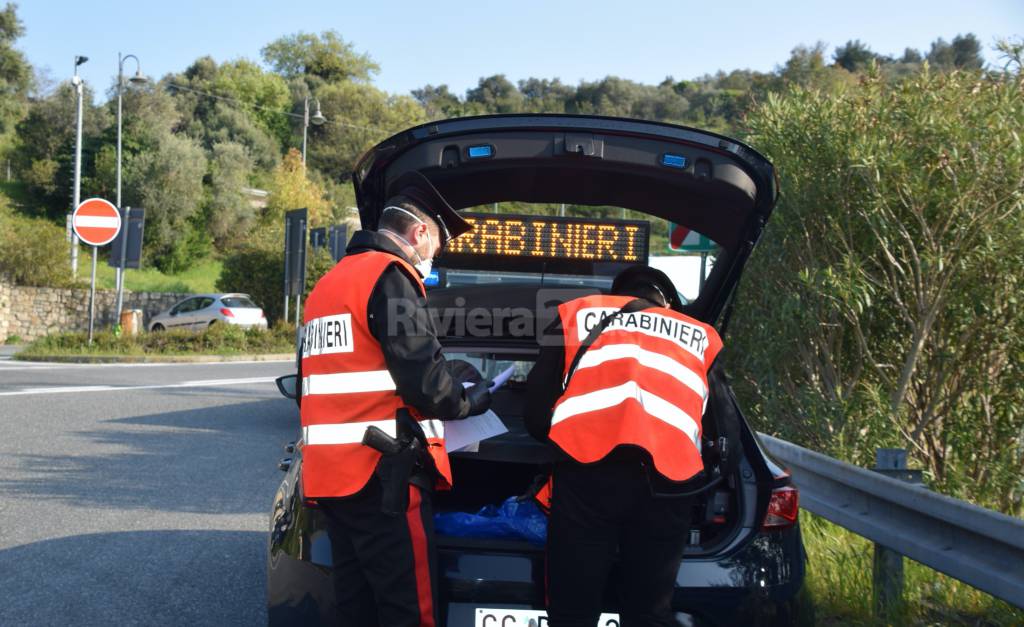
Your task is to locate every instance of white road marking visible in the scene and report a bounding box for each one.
[0,376,278,397]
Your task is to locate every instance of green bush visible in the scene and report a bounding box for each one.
[731,68,1024,514]
[0,204,74,287]
[218,236,337,324]
[217,245,284,322]
[19,323,296,357]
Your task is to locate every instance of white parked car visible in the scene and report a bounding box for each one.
[148,293,268,332]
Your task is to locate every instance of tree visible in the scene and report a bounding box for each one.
[210,59,291,146]
[169,57,288,162]
[833,39,878,72]
[261,31,379,85]
[412,84,464,119]
[206,141,256,248]
[568,76,690,121]
[927,34,985,70]
[466,75,524,113]
[264,148,331,226]
[732,67,1024,514]
[518,78,573,113]
[0,2,31,145]
[124,131,208,272]
[777,42,854,91]
[900,48,923,64]
[13,81,110,218]
[307,81,426,181]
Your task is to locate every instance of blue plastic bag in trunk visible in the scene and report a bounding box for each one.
[435,497,547,545]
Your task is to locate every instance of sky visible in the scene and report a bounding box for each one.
[16,0,1024,101]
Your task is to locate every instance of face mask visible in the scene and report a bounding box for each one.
[381,207,437,278]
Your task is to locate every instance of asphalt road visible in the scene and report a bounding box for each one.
[0,358,298,625]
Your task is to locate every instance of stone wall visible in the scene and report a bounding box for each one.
[0,280,10,342]
[0,280,190,342]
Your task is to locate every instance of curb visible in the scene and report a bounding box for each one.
[12,353,294,364]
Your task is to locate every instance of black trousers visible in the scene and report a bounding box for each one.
[319,476,438,627]
[546,455,694,627]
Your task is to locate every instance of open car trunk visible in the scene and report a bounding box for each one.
[432,356,748,558]
[353,114,778,323]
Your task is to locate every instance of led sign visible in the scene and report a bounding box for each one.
[439,213,650,273]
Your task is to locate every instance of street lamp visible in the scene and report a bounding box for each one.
[301,96,326,165]
[70,55,88,278]
[286,96,327,327]
[114,53,148,322]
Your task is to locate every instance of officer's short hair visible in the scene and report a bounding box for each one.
[379,195,436,236]
[612,281,668,307]
[611,265,676,308]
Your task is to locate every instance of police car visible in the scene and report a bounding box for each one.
[268,115,807,625]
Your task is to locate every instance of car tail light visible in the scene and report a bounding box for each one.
[220,308,234,317]
[259,310,266,319]
[762,485,799,530]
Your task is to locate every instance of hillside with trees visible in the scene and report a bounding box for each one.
[0,0,998,281]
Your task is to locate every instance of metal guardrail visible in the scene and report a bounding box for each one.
[758,434,1024,608]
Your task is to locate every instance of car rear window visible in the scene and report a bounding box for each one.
[221,296,258,308]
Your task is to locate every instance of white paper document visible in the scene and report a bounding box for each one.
[444,380,510,452]
[488,365,516,393]
[444,409,507,452]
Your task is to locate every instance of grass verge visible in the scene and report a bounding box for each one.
[86,258,223,293]
[801,510,1022,625]
[17,323,295,359]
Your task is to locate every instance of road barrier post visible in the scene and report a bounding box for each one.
[872,448,922,618]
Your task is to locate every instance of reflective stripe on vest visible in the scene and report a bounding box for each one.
[299,249,453,498]
[549,294,722,482]
[304,418,445,445]
[302,369,397,396]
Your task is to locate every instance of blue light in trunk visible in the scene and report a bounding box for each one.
[661,154,688,169]
[467,145,494,159]
[424,269,440,287]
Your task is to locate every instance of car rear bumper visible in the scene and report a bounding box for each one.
[268,523,805,626]
[224,317,268,329]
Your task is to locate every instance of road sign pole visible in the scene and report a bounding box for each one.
[72,198,122,343]
[283,218,291,324]
[294,217,305,328]
[87,246,97,345]
[115,206,131,322]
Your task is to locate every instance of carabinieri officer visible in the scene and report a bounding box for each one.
[299,170,492,627]
[526,265,722,627]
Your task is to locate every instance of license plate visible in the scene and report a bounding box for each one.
[474,607,621,626]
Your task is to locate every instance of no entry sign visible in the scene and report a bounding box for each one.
[73,198,121,246]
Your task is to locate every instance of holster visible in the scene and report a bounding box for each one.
[374,440,421,516]
[363,413,438,516]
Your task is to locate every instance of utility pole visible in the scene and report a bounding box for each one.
[70,55,88,278]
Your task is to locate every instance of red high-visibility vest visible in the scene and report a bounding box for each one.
[549,294,723,482]
[299,250,452,498]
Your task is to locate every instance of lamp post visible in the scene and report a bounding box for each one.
[70,55,88,278]
[301,96,326,165]
[289,96,325,327]
[114,53,147,322]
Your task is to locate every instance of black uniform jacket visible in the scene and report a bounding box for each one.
[309,229,471,421]
[524,316,566,442]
